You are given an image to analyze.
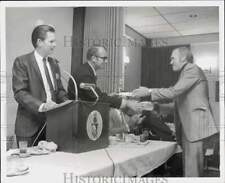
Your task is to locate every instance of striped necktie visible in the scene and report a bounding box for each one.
[43,57,55,101]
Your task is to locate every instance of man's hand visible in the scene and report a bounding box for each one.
[125,100,143,113]
[132,86,151,98]
[125,100,155,113]
[40,101,57,112]
[139,101,154,111]
[108,92,117,96]
[131,114,146,125]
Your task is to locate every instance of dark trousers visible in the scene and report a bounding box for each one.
[16,126,46,147]
[142,112,174,141]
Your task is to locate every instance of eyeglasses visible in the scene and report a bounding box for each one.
[96,56,108,61]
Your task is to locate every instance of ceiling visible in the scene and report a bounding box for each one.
[124,7,219,39]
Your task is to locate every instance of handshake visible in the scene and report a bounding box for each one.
[125,100,154,114]
[122,86,154,113]
[132,86,152,98]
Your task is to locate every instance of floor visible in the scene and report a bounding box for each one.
[145,166,220,177]
[143,153,220,177]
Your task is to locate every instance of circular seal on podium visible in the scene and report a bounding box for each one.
[86,110,103,141]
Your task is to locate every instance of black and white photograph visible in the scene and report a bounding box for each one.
[1,1,224,183]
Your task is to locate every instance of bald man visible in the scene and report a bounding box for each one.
[68,46,143,133]
[132,47,218,177]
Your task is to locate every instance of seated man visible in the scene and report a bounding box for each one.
[109,107,145,136]
[141,110,175,141]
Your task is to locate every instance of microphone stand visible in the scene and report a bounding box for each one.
[80,83,99,105]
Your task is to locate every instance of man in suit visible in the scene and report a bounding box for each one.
[67,46,144,132]
[132,47,218,177]
[68,46,142,109]
[12,25,68,147]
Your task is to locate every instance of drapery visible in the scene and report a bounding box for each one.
[141,45,189,88]
[83,7,124,93]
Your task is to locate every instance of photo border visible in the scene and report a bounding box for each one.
[1,1,224,183]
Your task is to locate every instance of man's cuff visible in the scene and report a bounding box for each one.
[38,103,45,112]
[140,94,152,102]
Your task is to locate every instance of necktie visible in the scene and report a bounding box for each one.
[43,57,55,101]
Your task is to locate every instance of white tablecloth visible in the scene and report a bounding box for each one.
[4,140,178,183]
[107,140,177,177]
[5,149,113,183]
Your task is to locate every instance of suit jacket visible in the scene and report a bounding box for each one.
[141,111,174,141]
[12,51,68,137]
[68,62,122,108]
[150,63,218,142]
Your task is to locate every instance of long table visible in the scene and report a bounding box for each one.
[5,140,178,183]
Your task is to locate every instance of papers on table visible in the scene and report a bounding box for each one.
[46,100,73,112]
[109,134,150,146]
[7,156,30,177]
[55,100,73,108]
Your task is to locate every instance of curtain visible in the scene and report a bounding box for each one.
[83,7,124,93]
[71,8,85,77]
[141,45,189,88]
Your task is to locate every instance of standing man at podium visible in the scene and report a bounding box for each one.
[68,46,144,134]
[68,45,140,111]
[12,24,68,147]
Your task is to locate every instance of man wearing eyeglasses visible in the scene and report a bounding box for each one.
[67,45,144,133]
[68,45,141,110]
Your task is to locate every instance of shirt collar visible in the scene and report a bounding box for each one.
[179,62,188,74]
[87,61,96,76]
[34,50,48,62]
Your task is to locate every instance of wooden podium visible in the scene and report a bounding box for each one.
[46,100,109,153]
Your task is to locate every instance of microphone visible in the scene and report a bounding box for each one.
[56,59,78,101]
[63,70,78,101]
[80,83,96,89]
[79,83,99,103]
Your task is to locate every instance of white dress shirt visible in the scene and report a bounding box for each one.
[34,51,55,111]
